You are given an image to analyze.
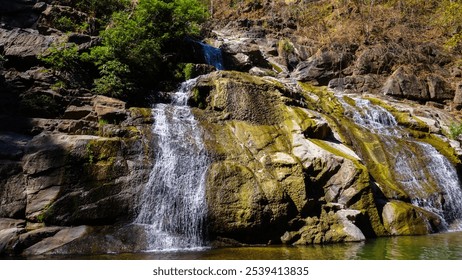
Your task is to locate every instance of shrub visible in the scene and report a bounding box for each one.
[88,0,208,97]
[449,123,462,139]
[39,42,80,73]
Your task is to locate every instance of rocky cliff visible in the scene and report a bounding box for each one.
[1,0,462,257]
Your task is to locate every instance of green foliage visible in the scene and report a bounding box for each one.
[278,38,294,54]
[86,142,95,164]
[183,63,195,80]
[51,80,67,91]
[93,59,134,97]
[449,122,462,139]
[54,16,79,32]
[39,42,80,72]
[87,0,208,97]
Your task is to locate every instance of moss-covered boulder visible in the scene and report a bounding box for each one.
[382,200,442,235]
[194,71,387,244]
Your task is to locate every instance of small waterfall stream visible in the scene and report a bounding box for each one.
[199,42,224,70]
[136,79,209,251]
[341,96,462,231]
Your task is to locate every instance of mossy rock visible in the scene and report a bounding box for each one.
[382,200,442,235]
[86,138,121,164]
[206,161,280,243]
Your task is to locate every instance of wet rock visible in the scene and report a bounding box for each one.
[198,71,384,244]
[382,200,442,235]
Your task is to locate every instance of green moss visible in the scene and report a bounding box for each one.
[342,95,356,107]
[298,82,344,116]
[86,138,121,164]
[281,106,316,134]
[129,107,152,122]
[183,63,195,80]
[278,38,295,54]
[270,62,284,73]
[191,87,207,109]
[383,200,437,235]
[449,122,462,139]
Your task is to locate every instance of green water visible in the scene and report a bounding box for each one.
[30,231,462,260]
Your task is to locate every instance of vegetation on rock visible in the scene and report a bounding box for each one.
[39,0,208,101]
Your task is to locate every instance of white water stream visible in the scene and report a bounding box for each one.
[342,97,462,231]
[135,79,209,251]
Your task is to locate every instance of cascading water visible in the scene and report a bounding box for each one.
[341,96,462,231]
[199,42,224,70]
[135,79,209,251]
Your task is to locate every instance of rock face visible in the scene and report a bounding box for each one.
[0,95,154,256]
[193,71,387,245]
[189,71,462,246]
[2,0,462,258]
[208,20,459,108]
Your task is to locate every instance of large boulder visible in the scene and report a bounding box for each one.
[382,200,442,235]
[291,47,354,85]
[220,38,272,71]
[194,71,384,244]
[0,28,55,69]
[383,66,454,102]
[453,82,462,110]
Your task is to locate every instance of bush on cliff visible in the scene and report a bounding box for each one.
[40,0,208,101]
[87,0,208,98]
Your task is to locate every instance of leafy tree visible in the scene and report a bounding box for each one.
[88,0,208,98]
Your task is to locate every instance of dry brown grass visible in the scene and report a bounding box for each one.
[208,0,461,55]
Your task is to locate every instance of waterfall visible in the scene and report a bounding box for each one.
[350,99,399,135]
[136,79,209,251]
[199,42,224,70]
[340,96,462,231]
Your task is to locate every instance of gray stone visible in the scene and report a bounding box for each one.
[0,174,27,218]
[0,218,26,231]
[93,95,127,123]
[454,82,462,110]
[0,28,54,59]
[26,186,61,220]
[0,227,25,255]
[383,66,429,100]
[63,105,93,120]
[22,226,90,255]
[17,226,63,251]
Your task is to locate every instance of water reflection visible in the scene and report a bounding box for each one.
[355,232,462,260]
[25,231,462,260]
